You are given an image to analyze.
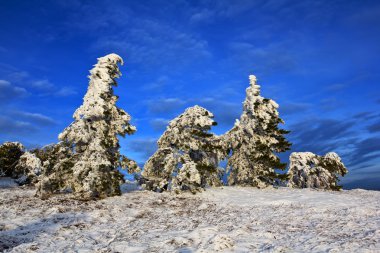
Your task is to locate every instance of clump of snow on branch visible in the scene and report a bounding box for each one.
[141,105,224,193]
[36,53,139,199]
[171,161,202,193]
[287,152,348,190]
[224,75,291,187]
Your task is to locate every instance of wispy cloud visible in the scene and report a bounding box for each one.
[93,21,211,69]
[190,0,259,20]
[280,102,311,116]
[54,87,77,97]
[367,120,380,133]
[31,79,54,90]
[58,2,212,70]
[12,111,56,126]
[146,98,187,114]
[325,83,347,91]
[0,80,28,104]
[0,63,77,97]
[227,41,297,75]
[141,75,170,92]
[0,110,58,144]
[353,111,378,121]
[149,118,169,132]
[289,118,356,156]
[0,116,37,135]
[348,137,380,168]
[125,138,157,162]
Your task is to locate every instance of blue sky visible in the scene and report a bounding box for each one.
[0,0,379,189]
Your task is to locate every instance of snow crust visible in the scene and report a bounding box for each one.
[1,185,379,252]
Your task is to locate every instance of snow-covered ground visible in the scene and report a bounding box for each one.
[1,181,379,252]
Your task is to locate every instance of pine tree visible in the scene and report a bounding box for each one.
[287,152,348,190]
[36,53,139,199]
[0,142,42,185]
[14,152,42,185]
[141,105,224,193]
[224,75,291,187]
[0,142,24,177]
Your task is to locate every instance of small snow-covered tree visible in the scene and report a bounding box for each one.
[36,53,139,199]
[0,142,25,177]
[141,105,225,193]
[224,75,291,188]
[14,152,42,185]
[287,152,348,190]
[0,142,42,185]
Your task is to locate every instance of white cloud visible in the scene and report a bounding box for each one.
[147,98,187,114]
[0,80,28,103]
[227,41,297,75]
[125,138,158,161]
[149,118,170,132]
[141,76,170,91]
[31,79,54,90]
[55,87,77,97]
[12,111,56,125]
[93,21,211,68]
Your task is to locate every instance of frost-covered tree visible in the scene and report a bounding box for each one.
[141,105,225,193]
[36,53,139,199]
[14,152,42,185]
[224,75,291,188]
[0,142,42,185]
[287,152,348,190]
[0,142,25,177]
[34,142,75,196]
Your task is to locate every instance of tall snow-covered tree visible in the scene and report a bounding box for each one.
[224,75,291,188]
[37,53,139,199]
[141,105,225,193]
[287,152,348,190]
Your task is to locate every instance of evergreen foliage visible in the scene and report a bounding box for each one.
[141,105,225,193]
[0,142,25,177]
[14,152,42,185]
[287,152,348,190]
[36,53,139,199]
[224,75,292,187]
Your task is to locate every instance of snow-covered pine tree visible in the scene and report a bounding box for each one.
[36,53,139,199]
[34,142,75,196]
[141,105,225,193]
[224,75,291,188]
[14,152,42,185]
[0,142,42,185]
[287,152,348,190]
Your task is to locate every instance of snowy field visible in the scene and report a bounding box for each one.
[1,181,379,252]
